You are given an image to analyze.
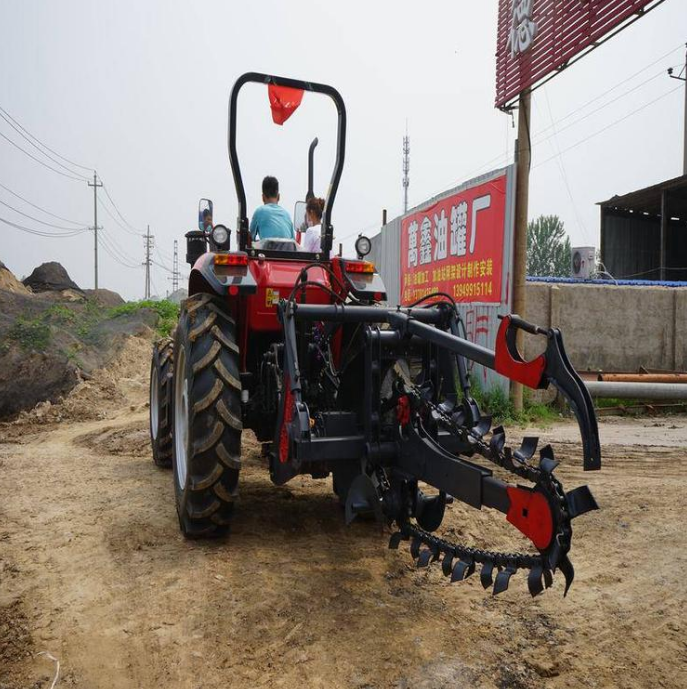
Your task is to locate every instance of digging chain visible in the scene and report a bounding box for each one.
[389,396,577,597]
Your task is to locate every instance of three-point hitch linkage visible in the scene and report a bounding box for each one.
[273,296,600,597]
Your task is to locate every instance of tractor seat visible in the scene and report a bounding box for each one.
[254,238,303,252]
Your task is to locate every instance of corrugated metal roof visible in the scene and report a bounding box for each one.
[597,173,687,219]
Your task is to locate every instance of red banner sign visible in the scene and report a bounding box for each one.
[400,175,508,306]
[495,0,657,109]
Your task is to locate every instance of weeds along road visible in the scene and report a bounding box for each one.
[0,334,686,688]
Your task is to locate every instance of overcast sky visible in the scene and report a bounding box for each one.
[1,0,685,300]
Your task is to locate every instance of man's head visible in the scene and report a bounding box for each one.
[262,176,280,204]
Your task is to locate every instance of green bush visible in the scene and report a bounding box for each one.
[469,376,557,425]
[108,299,179,337]
[46,303,77,324]
[8,317,51,352]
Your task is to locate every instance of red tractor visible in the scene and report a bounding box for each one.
[149,72,601,597]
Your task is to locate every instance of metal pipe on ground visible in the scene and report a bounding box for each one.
[586,381,687,400]
[597,373,687,384]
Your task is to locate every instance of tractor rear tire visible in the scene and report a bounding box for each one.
[171,293,242,538]
[149,337,174,467]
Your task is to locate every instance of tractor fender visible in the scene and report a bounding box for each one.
[188,252,257,298]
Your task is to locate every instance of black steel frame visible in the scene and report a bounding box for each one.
[228,72,346,258]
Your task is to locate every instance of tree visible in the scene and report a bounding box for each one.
[526,215,571,277]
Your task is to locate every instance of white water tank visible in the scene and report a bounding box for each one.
[571,246,595,280]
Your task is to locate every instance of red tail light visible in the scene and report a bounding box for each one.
[345,260,375,274]
[214,252,248,266]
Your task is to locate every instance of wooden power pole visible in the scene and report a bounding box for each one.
[511,89,532,414]
[87,171,103,290]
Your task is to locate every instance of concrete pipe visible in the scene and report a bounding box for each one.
[585,381,687,400]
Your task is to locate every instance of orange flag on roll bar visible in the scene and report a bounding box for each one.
[268,84,304,125]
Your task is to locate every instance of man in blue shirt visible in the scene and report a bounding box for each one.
[250,176,295,241]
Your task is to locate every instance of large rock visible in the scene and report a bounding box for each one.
[23,262,81,293]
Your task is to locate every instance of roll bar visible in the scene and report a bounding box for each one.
[228,73,346,256]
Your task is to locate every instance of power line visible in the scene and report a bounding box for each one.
[99,231,142,269]
[531,68,670,151]
[0,181,89,226]
[154,246,173,272]
[0,214,89,238]
[530,42,685,140]
[97,197,140,237]
[0,197,90,231]
[101,184,142,235]
[152,259,173,273]
[429,44,687,199]
[533,84,683,170]
[0,130,88,182]
[150,274,160,298]
[0,105,94,172]
[0,109,91,179]
[540,89,591,244]
[100,229,141,265]
[466,71,668,182]
[156,244,175,261]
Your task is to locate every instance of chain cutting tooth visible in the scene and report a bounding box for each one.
[490,426,506,455]
[442,553,454,577]
[417,548,435,568]
[546,539,562,572]
[473,414,492,439]
[388,531,405,550]
[480,561,495,589]
[451,411,466,427]
[410,537,422,560]
[528,565,544,597]
[538,445,560,474]
[514,436,539,463]
[543,569,553,589]
[438,400,455,415]
[566,485,599,519]
[559,555,575,596]
[451,558,475,582]
[493,566,517,595]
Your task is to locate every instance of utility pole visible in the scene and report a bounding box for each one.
[511,89,532,414]
[668,43,687,174]
[87,171,103,290]
[168,239,180,293]
[402,123,410,213]
[143,225,154,299]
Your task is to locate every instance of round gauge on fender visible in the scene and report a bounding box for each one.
[212,224,229,247]
[355,235,372,257]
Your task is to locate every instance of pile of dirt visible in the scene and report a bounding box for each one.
[0,260,162,418]
[0,336,151,442]
[0,260,30,295]
[22,261,81,293]
[83,288,125,307]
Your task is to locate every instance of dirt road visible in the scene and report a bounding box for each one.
[1,337,686,688]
